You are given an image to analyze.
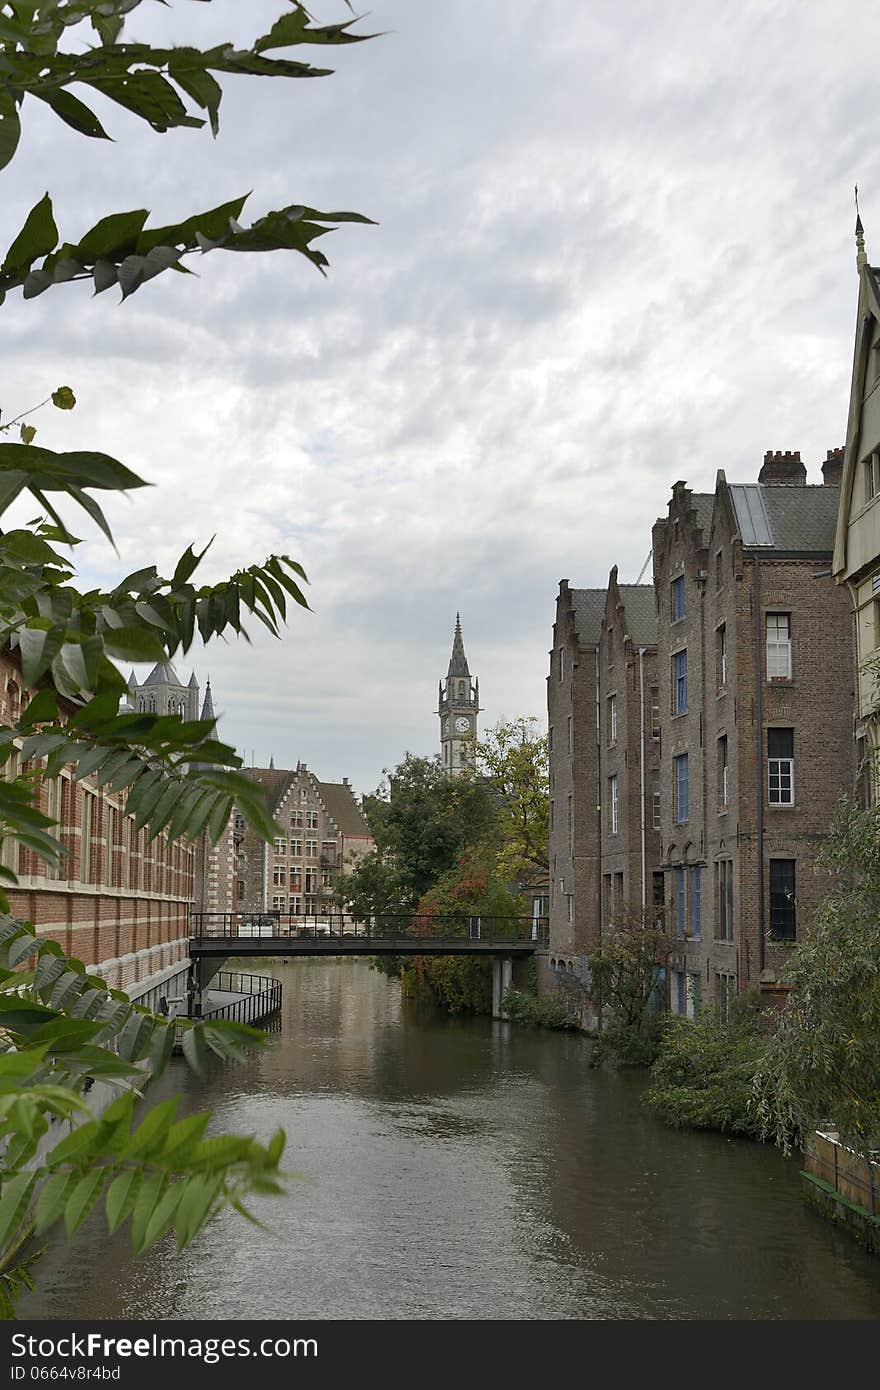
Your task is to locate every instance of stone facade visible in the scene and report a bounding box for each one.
[235,763,373,917]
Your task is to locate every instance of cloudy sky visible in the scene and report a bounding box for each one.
[1,0,876,794]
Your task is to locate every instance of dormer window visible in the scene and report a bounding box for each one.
[671,575,685,623]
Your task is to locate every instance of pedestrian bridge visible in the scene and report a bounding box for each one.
[188,912,548,1018]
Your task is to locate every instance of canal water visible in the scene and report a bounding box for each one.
[20,959,880,1320]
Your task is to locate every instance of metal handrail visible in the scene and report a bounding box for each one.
[189,911,549,946]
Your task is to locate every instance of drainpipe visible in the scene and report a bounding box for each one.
[595,644,602,948]
[639,646,647,913]
[753,557,765,977]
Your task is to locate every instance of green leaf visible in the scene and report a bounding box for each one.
[46,1120,103,1169]
[101,627,165,662]
[32,90,111,142]
[0,1173,36,1255]
[141,1181,183,1251]
[51,386,76,411]
[123,1097,179,1161]
[105,1169,139,1236]
[0,96,21,176]
[174,1173,222,1249]
[181,1023,206,1076]
[129,1171,166,1254]
[34,1170,78,1235]
[2,194,58,274]
[64,1168,107,1238]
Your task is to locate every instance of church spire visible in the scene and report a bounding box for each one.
[856,187,867,272]
[447,612,471,677]
[200,679,215,723]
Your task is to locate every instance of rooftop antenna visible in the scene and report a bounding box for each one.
[635,550,653,584]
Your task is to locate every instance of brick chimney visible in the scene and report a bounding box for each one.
[821,446,844,487]
[758,450,806,485]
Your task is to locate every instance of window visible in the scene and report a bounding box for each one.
[608,695,617,743]
[686,973,702,1019]
[865,453,880,503]
[603,874,612,923]
[766,612,791,681]
[715,550,723,591]
[675,866,686,936]
[716,859,733,941]
[290,896,302,914]
[274,837,287,856]
[609,774,619,834]
[674,754,689,823]
[305,869,317,893]
[652,872,665,921]
[306,811,318,830]
[718,735,729,808]
[272,895,285,911]
[717,973,736,1022]
[289,865,302,887]
[674,970,686,1015]
[769,859,796,940]
[567,794,573,854]
[673,649,688,714]
[558,647,565,682]
[716,624,727,689]
[651,769,660,831]
[567,895,573,924]
[305,840,318,858]
[290,838,302,857]
[671,575,685,622]
[614,872,624,912]
[768,727,794,806]
[567,717,572,754]
[650,686,660,740]
[272,866,286,887]
[81,790,93,883]
[690,867,702,939]
[290,811,303,828]
[607,627,614,666]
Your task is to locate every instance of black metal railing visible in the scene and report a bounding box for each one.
[197,970,283,1025]
[189,911,549,948]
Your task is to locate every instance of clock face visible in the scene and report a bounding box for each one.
[455,716,470,734]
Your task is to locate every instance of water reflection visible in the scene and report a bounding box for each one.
[20,958,880,1320]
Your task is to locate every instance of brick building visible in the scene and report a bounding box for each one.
[235,762,373,917]
[652,453,854,1015]
[2,651,196,1015]
[546,574,658,1021]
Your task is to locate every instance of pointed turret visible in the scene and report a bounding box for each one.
[269,755,275,770]
[188,672,199,688]
[200,680,215,723]
[126,670,138,690]
[447,613,470,677]
[857,211,868,272]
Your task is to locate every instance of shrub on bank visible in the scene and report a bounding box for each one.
[400,955,492,1014]
[502,988,580,1030]
[644,1000,767,1136]
[589,1020,663,1068]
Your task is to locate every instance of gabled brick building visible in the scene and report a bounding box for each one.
[653,453,854,1014]
[235,762,373,917]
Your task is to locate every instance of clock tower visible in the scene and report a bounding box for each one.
[438,614,480,775]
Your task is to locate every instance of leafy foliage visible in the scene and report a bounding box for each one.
[589,903,678,1036]
[475,717,549,886]
[644,999,767,1135]
[0,0,378,1317]
[400,954,492,1016]
[337,754,498,917]
[0,915,284,1318]
[753,797,880,1159]
[502,987,579,1031]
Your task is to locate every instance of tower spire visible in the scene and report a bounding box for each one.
[447,612,470,677]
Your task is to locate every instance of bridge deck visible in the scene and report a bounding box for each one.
[189,935,541,958]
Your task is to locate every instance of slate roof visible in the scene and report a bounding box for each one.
[570,589,606,645]
[617,584,658,646]
[318,782,371,838]
[143,660,184,687]
[241,767,295,812]
[730,484,839,553]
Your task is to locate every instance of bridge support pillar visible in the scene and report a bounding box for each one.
[492,956,513,1020]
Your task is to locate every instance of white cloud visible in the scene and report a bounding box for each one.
[2,0,877,792]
